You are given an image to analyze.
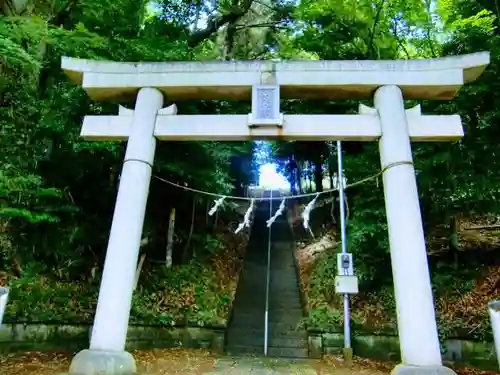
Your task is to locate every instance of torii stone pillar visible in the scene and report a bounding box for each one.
[61,52,489,375]
[374,86,445,368]
[69,88,165,374]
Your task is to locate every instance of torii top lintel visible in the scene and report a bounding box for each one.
[61,52,489,101]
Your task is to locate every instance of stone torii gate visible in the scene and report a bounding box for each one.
[61,52,489,375]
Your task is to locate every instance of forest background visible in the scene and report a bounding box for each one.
[1,0,499,344]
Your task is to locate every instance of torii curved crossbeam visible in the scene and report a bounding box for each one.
[62,52,489,101]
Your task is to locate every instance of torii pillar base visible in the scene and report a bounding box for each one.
[69,349,136,375]
[392,365,456,375]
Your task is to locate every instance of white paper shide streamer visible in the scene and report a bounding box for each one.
[332,173,347,190]
[301,193,320,232]
[235,199,255,233]
[209,196,226,216]
[266,199,286,227]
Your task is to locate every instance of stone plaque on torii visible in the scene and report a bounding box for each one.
[61,52,490,375]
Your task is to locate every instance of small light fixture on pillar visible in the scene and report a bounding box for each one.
[248,84,283,127]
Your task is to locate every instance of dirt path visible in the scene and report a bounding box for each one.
[0,349,497,375]
[0,349,387,375]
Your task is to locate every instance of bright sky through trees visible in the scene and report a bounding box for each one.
[254,141,289,188]
[259,163,289,188]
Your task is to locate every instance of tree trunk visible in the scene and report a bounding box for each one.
[289,156,297,195]
[314,159,323,192]
[133,253,146,291]
[289,167,297,195]
[328,159,335,189]
[166,208,176,268]
[183,198,196,263]
[448,216,460,270]
[296,161,303,194]
[296,163,302,194]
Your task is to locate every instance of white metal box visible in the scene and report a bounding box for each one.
[335,275,359,294]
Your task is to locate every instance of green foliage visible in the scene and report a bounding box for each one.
[0,0,257,275]
[132,263,230,327]
[4,232,241,327]
[5,263,98,323]
[302,304,343,331]
[0,171,64,223]
[0,17,47,75]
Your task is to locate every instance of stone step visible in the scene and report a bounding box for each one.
[229,319,303,331]
[239,267,267,273]
[241,280,299,286]
[226,345,264,356]
[268,337,308,348]
[226,335,264,347]
[268,315,304,322]
[243,259,295,264]
[225,345,309,358]
[225,327,264,337]
[268,287,301,293]
[236,284,301,292]
[233,285,267,293]
[268,293,302,298]
[269,268,297,272]
[269,273,300,278]
[232,290,301,298]
[268,347,309,358]
[232,307,303,315]
[229,316,303,326]
[267,320,304,330]
[226,333,307,348]
[228,318,265,328]
[232,298,302,306]
[230,313,303,325]
[227,324,306,336]
[229,317,302,328]
[268,333,307,343]
[236,287,300,294]
[230,305,303,313]
[231,302,303,311]
[269,267,299,272]
[268,296,303,302]
[233,296,302,308]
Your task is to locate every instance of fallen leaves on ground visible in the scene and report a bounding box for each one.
[0,351,70,375]
[325,355,500,375]
[436,265,500,332]
[2,350,498,375]
[134,348,216,374]
[320,355,389,375]
[0,348,217,375]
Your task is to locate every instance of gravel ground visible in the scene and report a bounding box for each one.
[0,349,497,375]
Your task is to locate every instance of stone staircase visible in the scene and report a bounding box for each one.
[225,192,308,358]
